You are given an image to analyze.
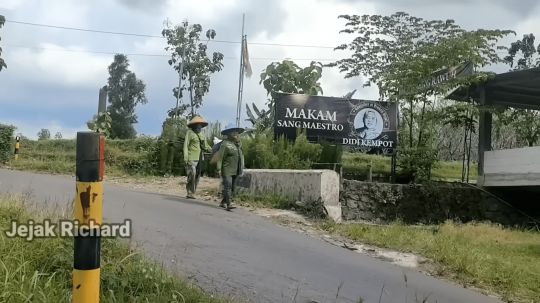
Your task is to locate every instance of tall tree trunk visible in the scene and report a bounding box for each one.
[417,94,428,149]
[408,97,414,149]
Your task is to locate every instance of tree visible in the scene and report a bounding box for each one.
[260,60,323,104]
[327,12,515,181]
[162,19,224,119]
[257,60,324,133]
[0,15,6,72]
[54,132,62,139]
[37,129,50,140]
[106,54,148,139]
[496,33,540,147]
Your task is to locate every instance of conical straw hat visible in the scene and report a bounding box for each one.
[188,116,208,127]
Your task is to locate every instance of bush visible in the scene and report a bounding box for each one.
[242,130,322,169]
[0,124,15,163]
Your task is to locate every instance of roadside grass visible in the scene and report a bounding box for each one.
[319,219,540,303]
[342,152,478,181]
[7,138,476,181]
[233,191,296,209]
[0,193,232,303]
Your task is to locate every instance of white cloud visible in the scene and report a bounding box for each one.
[165,0,239,23]
[9,43,111,88]
[5,119,87,140]
[236,0,380,117]
[0,0,25,10]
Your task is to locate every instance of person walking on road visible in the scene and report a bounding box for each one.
[183,116,212,199]
[216,124,245,211]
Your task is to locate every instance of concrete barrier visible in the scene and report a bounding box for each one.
[235,169,341,222]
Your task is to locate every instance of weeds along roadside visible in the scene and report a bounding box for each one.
[0,192,233,303]
[1,192,458,303]
[316,218,540,303]
[3,134,476,181]
[228,190,540,303]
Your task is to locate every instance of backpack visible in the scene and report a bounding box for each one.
[210,139,222,164]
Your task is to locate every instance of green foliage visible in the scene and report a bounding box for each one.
[328,11,515,182]
[0,15,6,71]
[107,54,148,139]
[318,141,343,164]
[87,111,113,138]
[328,12,514,99]
[260,60,324,101]
[502,33,540,70]
[54,132,62,139]
[37,128,50,141]
[495,33,540,147]
[0,194,229,302]
[242,131,322,169]
[0,124,15,163]
[162,19,225,118]
[397,146,440,182]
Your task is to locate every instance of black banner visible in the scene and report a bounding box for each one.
[274,93,398,154]
[421,61,474,91]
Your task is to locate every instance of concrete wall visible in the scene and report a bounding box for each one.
[340,180,530,226]
[483,146,540,187]
[235,169,342,222]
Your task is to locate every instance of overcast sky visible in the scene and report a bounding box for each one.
[1,0,539,139]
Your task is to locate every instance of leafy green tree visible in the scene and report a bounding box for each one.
[256,60,324,133]
[106,54,148,139]
[54,132,62,139]
[162,19,224,119]
[0,15,6,71]
[37,129,50,140]
[495,33,540,147]
[260,59,323,104]
[327,12,515,181]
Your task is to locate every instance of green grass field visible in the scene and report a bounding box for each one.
[6,138,477,182]
[319,220,540,303]
[0,192,232,302]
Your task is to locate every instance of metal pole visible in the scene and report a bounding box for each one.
[73,131,104,303]
[236,13,245,127]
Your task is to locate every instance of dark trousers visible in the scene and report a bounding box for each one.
[221,175,237,206]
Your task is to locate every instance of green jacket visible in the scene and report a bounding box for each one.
[216,139,244,176]
[183,129,211,163]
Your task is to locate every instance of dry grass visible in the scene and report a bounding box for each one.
[319,220,540,303]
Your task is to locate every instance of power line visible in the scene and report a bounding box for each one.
[2,44,342,61]
[5,20,337,49]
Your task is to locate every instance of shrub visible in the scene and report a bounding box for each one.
[0,124,15,163]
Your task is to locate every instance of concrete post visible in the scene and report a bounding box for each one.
[73,131,104,302]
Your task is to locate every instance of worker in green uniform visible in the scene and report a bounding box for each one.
[183,116,212,199]
[216,124,245,211]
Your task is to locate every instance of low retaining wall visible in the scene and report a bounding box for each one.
[340,180,529,226]
[235,169,341,222]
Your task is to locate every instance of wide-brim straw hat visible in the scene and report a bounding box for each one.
[187,116,208,128]
[221,124,245,135]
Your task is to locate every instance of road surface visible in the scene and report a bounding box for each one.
[0,169,502,303]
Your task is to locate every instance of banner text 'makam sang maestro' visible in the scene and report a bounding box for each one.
[276,108,345,131]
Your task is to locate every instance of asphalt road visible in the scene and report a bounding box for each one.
[0,169,503,303]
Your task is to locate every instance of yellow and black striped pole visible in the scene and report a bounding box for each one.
[73,131,104,302]
[14,135,20,160]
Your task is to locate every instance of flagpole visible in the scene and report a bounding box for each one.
[236,13,245,127]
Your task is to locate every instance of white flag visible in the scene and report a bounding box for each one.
[243,38,253,78]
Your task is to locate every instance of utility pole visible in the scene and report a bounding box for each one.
[236,13,245,127]
[98,85,107,116]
